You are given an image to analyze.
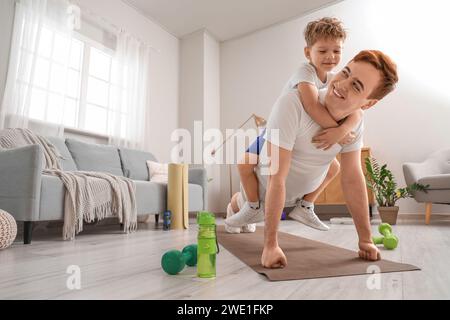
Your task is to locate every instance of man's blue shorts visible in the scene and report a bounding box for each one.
[246,129,267,155]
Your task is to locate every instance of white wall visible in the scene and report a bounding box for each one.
[179,30,204,163]
[203,32,221,213]
[220,0,450,214]
[179,30,221,212]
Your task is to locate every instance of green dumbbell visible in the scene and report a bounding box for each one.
[372,223,399,250]
[161,244,198,275]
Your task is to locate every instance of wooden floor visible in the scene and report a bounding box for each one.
[1,216,450,300]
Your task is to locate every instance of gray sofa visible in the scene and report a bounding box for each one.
[0,137,207,244]
[403,148,450,224]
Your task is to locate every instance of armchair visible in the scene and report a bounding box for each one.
[403,148,450,224]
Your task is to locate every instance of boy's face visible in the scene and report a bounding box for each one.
[305,38,343,73]
[324,60,381,121]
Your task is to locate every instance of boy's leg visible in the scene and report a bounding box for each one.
[225,162,265,228]
[237,128,266,205]
[237,152,260,204]
[230,193,240,213]
[289,159,341,231]
[303,158,341,203]
[225,132,266,228]
[227,193,256,234]
[226,193,243,234]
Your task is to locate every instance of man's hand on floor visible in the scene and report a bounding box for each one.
[358,241,381,261]
[261,245,288,269]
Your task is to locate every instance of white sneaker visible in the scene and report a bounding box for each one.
[225,202,264,228]
[289,200,330,231]
[225,204,242,234]
[241,223,256,233]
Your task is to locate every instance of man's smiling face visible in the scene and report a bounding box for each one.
[325,61,382,121]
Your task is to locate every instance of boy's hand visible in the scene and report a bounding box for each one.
[312,127,348,150]
[358,241,381,261]
[339,132,356,146]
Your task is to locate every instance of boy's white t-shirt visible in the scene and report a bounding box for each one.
[255,89,364,206]
[280,62,335,96]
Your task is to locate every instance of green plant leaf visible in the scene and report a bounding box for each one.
[362,157,429,207]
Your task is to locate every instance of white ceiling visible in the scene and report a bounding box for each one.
[122,0,342,42]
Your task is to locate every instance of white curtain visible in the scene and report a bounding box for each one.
[0,0,74,137]
[108,31,150,151]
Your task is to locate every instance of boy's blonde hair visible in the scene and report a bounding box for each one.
[304,17,347,47]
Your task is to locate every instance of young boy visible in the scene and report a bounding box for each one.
[226,17,363,232]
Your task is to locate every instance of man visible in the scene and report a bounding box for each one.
[226,50,399,269]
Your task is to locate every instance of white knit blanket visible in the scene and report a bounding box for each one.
[0,128,137,240]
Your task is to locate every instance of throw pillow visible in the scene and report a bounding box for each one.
[146,161,168,183]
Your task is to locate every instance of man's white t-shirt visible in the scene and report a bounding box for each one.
[255,89,364,207]
[280,62,335,96]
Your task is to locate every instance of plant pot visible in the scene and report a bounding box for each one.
[378,206,399,225]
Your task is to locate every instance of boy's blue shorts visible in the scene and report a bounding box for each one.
[246,129,267,155]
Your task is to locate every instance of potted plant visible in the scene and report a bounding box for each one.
[365,157,428,225]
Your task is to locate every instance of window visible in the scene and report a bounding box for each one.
[84,46,114,135]
[22,25,116,136]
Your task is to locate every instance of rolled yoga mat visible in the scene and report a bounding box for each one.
[217,226,420,281]
[167,164,189,230]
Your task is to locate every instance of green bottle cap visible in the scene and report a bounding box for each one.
[197,211,216,225]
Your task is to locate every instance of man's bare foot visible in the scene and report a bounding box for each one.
[261,246,288,269]
[359,242,381,261]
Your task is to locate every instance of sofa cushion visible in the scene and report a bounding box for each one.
[119,148,157,181]
[40,176,167,219]
[39,176,204,220]
[46,137,78,171]
[66,139,123,176]
[134,181,166,214]
[134,181,204,213]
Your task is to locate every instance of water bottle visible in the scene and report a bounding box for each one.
[163,211,171,231]
[197,212,218,278]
